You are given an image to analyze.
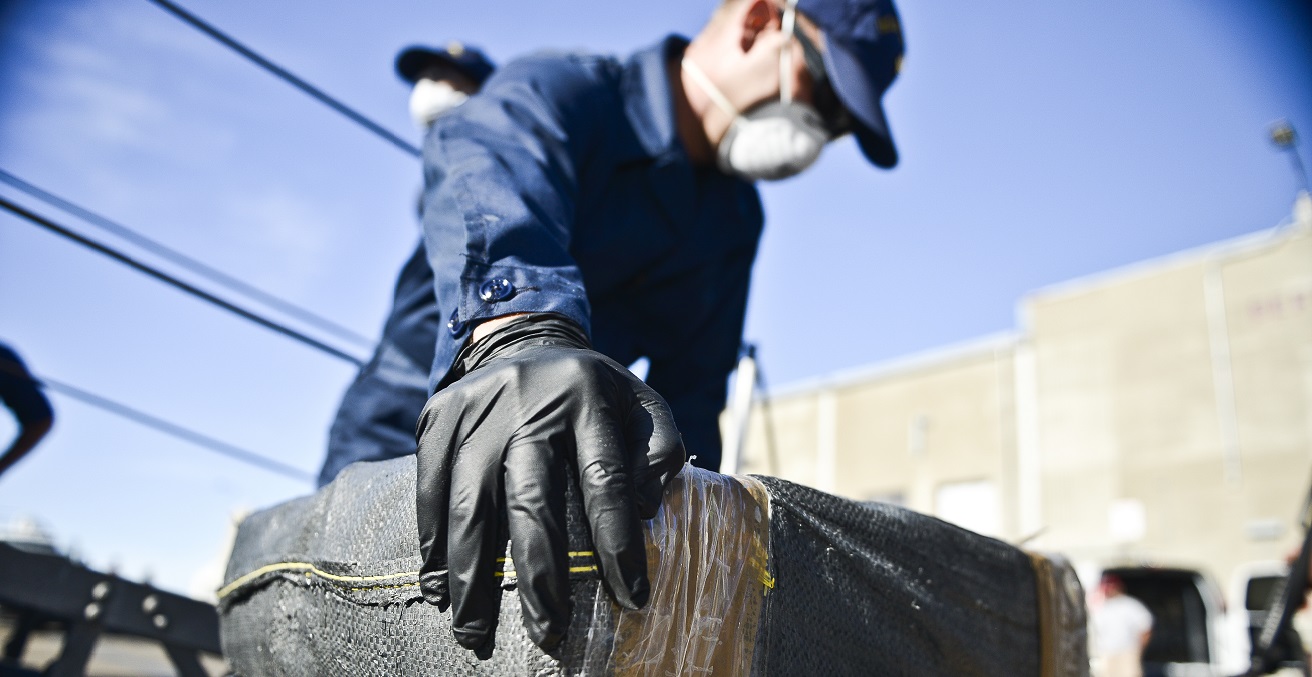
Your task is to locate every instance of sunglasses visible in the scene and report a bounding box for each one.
[790,26,855,138]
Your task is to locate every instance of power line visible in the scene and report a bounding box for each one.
[0,196,366,368]
[0,356,312,482]
[44,374,312,483]
[145,0,421,158]
[44,376,314,483]
[0,169,375,349]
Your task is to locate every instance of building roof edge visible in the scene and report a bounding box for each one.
[768,331,1020,400]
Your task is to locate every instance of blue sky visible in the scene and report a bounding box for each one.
[0,0,1308,597]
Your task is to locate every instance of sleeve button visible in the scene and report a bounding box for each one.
[478,278,514,302]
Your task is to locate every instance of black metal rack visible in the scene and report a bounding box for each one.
[0,542,221,677]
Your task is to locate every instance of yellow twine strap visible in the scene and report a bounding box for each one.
[495,551,598,578]
[219,551,602,597]
[216,562,418,599]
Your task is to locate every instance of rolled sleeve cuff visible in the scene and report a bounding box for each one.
[429,262,591,392]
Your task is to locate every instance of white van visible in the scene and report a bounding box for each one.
[1092,563,1308,677]
[1098,566,1228,677]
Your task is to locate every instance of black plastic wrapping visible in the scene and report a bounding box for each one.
[218,456,1087,675]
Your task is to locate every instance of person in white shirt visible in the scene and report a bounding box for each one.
[1093,573,1155,677]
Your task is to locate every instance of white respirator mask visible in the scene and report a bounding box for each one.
[409,79,470,128]
[681,0,827,181]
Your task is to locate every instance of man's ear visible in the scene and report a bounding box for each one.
[739,0,781,52]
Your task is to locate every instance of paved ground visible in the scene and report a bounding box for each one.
[0,611,228,677]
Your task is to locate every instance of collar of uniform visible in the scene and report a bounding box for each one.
[622,35,697,230]
[621,35,691,161]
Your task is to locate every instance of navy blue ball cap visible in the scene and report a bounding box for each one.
[797,0,904,168]
[395,42,496,86]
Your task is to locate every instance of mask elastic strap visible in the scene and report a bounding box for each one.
[682,57,741,121]
[780,0,799,103]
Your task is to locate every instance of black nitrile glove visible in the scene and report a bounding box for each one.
[414,314,685,653]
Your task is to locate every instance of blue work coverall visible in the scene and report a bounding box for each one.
[318,36,764,486]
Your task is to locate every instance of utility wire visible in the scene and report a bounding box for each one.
[0,356,312,481]
[43,375,312,483]
[0,196,366,368]
[45,377,315,483]
[0,169,375,349]
[145,0,421,158]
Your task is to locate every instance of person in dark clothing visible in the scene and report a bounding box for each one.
[397,0,906,652]
[318,43,496,488]
[310,0,903,653]
[0,343,53,479]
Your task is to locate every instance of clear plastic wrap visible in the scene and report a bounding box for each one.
[605,466,773,675]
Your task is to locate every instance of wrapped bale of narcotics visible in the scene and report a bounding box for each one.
[219,457,1088,676]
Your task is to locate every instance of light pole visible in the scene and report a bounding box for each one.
[1269,119,1310,194]
[1270,120,1312,230]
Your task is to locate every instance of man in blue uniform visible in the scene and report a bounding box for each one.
[315,0,903,652]
[317,43,496,488]
[401,0,906,653]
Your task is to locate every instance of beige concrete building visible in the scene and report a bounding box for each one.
[733,195,1312,589]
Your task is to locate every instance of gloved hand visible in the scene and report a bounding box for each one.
[415,314,686,653]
